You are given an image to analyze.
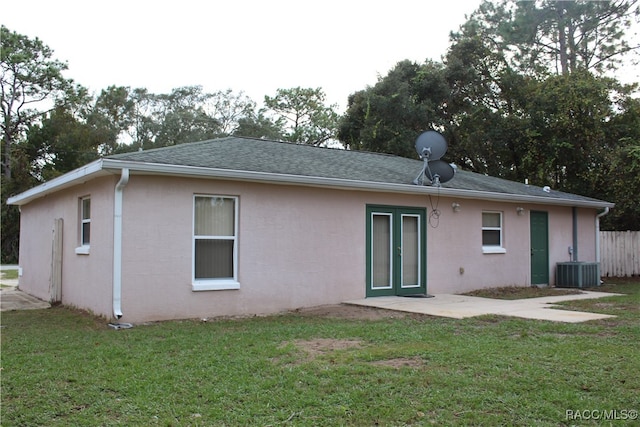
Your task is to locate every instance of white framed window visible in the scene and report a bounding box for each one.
[192,195,239,291]
[75,197,91,255]
[482,211,505,254]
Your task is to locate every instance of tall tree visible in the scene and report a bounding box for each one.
[472,0,640,75]
[521,71,616,193]
[88,85,136,154]
[1,26,75,262]
[338,60,450,158]
[233,109,285,140]
[152,86,221,146]
[445,0,640,230]
[264,87,339,146]
[445,20,532,179]
[204,89,257,136]
[24,105,103,181]
[1,25,73,179]
[596,96,640,230]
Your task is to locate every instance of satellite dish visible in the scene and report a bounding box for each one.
[412,131,455,186]
[415,131,448,160]
[424,160,455,185]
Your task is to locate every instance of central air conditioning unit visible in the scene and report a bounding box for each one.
[556,262,600,288]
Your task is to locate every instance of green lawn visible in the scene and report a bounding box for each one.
[2,280,639,426]
[0,269,18,288]
[1,269,18,280]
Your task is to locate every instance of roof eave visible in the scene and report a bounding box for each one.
[101,159,614,209]
[6,159,109,206]
[7,158,613,210]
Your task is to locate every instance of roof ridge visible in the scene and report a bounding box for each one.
[227,136,420,161]
[107,136,418,162]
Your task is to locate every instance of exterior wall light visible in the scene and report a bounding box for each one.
[452,202,461,212]
[516,207,525,216]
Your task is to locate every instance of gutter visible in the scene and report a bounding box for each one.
[112,168,129,319]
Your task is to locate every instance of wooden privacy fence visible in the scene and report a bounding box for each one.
[599,231,640,277]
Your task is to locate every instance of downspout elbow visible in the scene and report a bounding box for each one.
[596,207,610,220]
[113,168,129,319]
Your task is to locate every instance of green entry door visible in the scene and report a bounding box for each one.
[530,211,549,285]
[366,206,426,297]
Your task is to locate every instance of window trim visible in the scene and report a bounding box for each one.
[75,196,91,255]
[482,211,506,254]
[192,194,240,291]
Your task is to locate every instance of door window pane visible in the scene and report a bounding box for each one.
[402,215,419,286]
[372,214,392,289]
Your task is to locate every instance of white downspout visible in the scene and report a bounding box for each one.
[113,168,129,319]
[595,207,610,269]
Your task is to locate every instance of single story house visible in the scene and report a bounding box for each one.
[7,136,613,323]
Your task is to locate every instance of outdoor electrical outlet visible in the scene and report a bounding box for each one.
[459,267,465,275]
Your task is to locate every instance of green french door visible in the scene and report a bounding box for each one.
[530,211,549,285]
[366,206,426,297]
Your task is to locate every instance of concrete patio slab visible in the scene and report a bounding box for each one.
[345,291,621,323]
[1,289,51,312]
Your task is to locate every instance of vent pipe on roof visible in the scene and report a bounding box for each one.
[113,168,129,320]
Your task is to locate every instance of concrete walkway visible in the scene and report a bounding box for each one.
[346,291,621,323]
[1,265,51,312]
[1,289,51,311]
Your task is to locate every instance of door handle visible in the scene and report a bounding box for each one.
[397,246,402,256]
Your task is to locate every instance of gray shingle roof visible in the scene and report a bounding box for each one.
[107,136,610,206]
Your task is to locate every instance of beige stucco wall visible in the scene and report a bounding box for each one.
[116,175,600,322]
[426,198,531,294]
[17,176,116,317]
[16,172,601,323]
[427,202,599,293]
[119,176,408,322]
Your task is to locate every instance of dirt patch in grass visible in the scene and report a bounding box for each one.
[370,357,425,369]
[277,338,364,364]
[292,338,363,356]
[286,338,425,369]
[292,304,419,320]
[462,286,583,300]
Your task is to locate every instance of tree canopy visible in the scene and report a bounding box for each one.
[264,87,340,146]
[0,27,341,262]
[338,0,639,231]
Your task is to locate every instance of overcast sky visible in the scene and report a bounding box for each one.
[4,0,483,111]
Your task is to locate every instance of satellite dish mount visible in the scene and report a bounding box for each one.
[412,131,455,187]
